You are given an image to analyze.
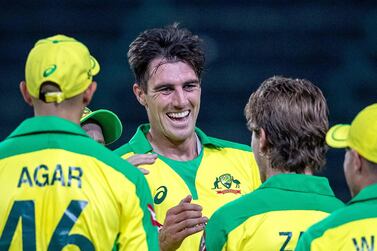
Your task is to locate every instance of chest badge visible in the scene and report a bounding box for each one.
[212,173,241,194]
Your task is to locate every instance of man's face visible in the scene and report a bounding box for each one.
[141,59,201,143]
[82,122,106,145]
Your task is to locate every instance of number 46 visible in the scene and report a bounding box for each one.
[0,200,94,250]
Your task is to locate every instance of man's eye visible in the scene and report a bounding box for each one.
[159,87,173,94]
[184,84,197,91]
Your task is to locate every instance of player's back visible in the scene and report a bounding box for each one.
[0,116,158,250]
[205,174,344,251]
[296,183,377,251]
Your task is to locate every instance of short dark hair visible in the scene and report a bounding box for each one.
[244,76,329,173]
[127,23,205,91]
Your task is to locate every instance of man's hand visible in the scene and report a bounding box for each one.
[126,153,157,175]
[159,195,208,251]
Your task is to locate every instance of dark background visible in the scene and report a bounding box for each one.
[2,0,377,202]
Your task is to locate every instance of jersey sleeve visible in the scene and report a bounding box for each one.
[205,211,228,251]
[295,233,310,251]
[117,169,159,251]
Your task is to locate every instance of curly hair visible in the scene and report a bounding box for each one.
[244,76,329,173]
[128,23,205,92]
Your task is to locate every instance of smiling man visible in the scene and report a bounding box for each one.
[115,24,261,251]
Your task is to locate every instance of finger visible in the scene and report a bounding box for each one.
[138,168,150,175]
[176,217,208,231]
[165,208,204,225]
[127,154,157,166]
[179,195,192,205]
[174,219,207,239]
[127,154,156,165]
[166,202,202,216]
[164,205,203,226]
[163,216,208,240]
[173,210,204,223]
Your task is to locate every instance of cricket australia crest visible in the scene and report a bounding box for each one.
[212,173,241,194]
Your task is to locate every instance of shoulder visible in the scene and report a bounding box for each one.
[299,204,357,245]
[114,143,133,156]
[205,136,252,152]
[77,139,145,185]
[0,133,144,186]
[205,190,266,250]
[209,189,267,232]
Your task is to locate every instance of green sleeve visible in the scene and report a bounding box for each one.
[205,212,227,251]
[295,231,312,251]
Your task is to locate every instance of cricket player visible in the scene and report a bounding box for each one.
[115,24,261,251]
[0,34,158,250]
[204,76,344,251]
[296,103,377,251]
[80,107,123,146]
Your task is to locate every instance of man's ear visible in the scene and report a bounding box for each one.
[19,81,33,106]
[133,83,147,107]
[352,150,363,174]
[83,81,97,106]
[259,128,268,154]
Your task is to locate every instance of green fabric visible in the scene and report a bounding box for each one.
[0,116,159,249]
[1,116,146,193]
[7,116,88,139]
[158,150,204,200]
[296,183,377,250]
[205,174,344,251]
[348,182,377,204]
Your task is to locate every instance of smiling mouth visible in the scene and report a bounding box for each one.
[166,111,190,120]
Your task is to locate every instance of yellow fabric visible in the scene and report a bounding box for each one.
[25,34,100,103]
[310,218,377,251]
[224,210,329,251]
[0,149,149,250]
[122,147,261,251]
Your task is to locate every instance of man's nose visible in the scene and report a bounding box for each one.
[172,88,188,107]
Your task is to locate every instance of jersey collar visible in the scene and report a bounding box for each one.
[128,123,216,154]
[348,183,377,205]
[260,173,336,197]
[8,116,89,139]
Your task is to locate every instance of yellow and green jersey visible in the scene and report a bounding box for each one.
[115,124,261,251]
[0,116,158,251]
[205,174,344,251]
[296,183,377,251]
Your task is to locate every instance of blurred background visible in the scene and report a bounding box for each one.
[1,0,377,202]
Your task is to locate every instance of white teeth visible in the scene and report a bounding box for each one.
[167,111,189,119]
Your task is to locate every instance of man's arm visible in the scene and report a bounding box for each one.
[117,172,159,251]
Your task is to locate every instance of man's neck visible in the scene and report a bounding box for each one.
[33,102,83,124]
[147,131,200,161]
[266,166,313,180]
